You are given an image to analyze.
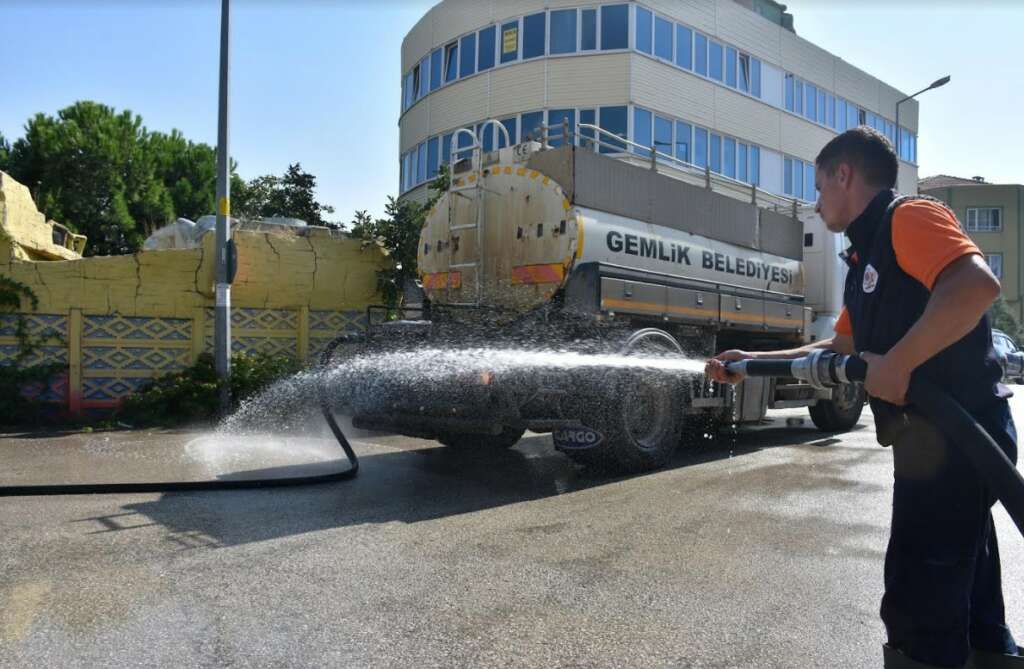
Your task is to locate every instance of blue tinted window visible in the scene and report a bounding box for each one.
[444,42,458,82]
[521,112,544,142]
[581,10,597,50]
[633,107,652,157]
[430,49,443,91]
[793,160,804,199]
[817,90,826,124]
[478,26,496,71]
[723,137,735,178]
[427,137,439,179]
[694,128,708,168]
[417,143,427,184]
[399,155,404,192]
[827,95,836,128]
[847,103,858,130]
[725,47,737,87]
[738,143,748,182]
[695,33,708,75]
[751,59,761,97]
[675,25,692,69]
[601,5,629,50]
[523,12,546,59]
[784,74,794,111]
[750,146,760,185]
[805,163,816,202]
[500,21,519,63]
[401,73,410,111]
[548,109,576,147]
[456,132,473,161]
[550,9,577,55]
[636,7,652,54]
[654,115,672,157]
[794,80,803,115]
[675,121,691,163]
[836,98,846,131]
[710,133,722,173]
[580,109,596,148]
[599,105,627,153]
[418,57,429,98]
[805,83,816,120]
[441,134,452,165]
[498,117,516,148]
[655,17,672,60]
[708,41,723,81]
[738,53,749,93]
[784,158,793,195]
[460,34,476,78]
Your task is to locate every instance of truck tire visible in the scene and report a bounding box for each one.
[436,426,526,449]
[563,329,686,472]
[808,382,866,432]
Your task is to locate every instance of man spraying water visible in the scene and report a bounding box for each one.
[706,127,1022,668]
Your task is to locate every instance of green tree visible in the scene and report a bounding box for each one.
[232,163,336,227]
[0,132,10,172]
[3,101,228,256]
[348,169,449,307]
[989,296,1024,342]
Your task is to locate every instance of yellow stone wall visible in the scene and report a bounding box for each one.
[0,172,391,416]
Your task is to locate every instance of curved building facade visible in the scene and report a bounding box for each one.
[398,0,920,204]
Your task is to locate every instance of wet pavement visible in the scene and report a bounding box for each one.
[1,402,1023,668]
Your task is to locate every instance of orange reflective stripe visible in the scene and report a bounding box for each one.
[421,272,462,289]
[511,264,565,285]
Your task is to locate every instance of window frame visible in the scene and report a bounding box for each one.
[966,207,1003,232]
[549,8,578,56]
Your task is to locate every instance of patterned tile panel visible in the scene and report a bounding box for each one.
[82,377,154,402]
[309,309,368,333]
[0,344,68,368]
[205,336,298,358]
[83,315,190,341]
[20,372,68,403]
[205,307,298,331]
[0,313,67,338]
[83,346,191,371]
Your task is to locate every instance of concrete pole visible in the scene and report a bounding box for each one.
[214,0,232,411]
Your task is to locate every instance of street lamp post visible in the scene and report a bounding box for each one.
[214,0,232,412]
[895,75,950,161]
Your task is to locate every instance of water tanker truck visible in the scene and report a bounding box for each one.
[343,121,863,472]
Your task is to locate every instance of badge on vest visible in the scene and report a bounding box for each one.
[862,264,879,293]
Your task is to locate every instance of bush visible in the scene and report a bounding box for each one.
[118,352,301,427]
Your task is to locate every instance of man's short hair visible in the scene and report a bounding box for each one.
[815,126,898,189]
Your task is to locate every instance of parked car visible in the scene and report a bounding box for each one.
[992,329,1024,384]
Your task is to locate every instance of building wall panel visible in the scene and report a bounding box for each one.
[714,0,781,64]
[427,75,491,140]
[645,0,717,34]
[400,100,431,154]
[493,0,544,24]
[780,33,834,91]
[430,0,495,52]
[489,60,547,117]
[547,54,631,109]
[714,87,781,149]
[834,59,877,112]
[402,12,435,74]
[631,55,715,127]
[896,161,919,196]
[779,113,833,163]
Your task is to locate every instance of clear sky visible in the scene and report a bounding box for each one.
[1,0,1021,225]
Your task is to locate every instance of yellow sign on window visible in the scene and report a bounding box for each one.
[502,27,518,55]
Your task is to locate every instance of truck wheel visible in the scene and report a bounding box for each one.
[436,427,526,449]
[564,329,685,472]
[808,383,866,431]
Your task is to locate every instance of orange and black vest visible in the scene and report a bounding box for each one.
[842,189,1007,433]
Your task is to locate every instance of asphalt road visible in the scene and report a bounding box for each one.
[2,401,1023,668]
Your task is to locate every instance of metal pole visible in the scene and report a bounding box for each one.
[214,0,232,411]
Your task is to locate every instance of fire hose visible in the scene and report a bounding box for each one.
[727,350,1024,539]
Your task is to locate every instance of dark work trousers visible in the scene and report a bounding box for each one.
[881,399,1019,667]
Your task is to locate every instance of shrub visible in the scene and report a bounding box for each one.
[118,351,301,427]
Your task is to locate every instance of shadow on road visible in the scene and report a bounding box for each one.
[64,415,888,550]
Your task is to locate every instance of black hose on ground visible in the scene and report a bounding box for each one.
[0,334,359,497]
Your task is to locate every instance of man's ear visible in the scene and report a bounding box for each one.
[837,162,853,190]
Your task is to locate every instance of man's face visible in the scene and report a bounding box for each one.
[814,163,852,233]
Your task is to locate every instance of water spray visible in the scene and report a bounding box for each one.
[728,351,1024,540]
